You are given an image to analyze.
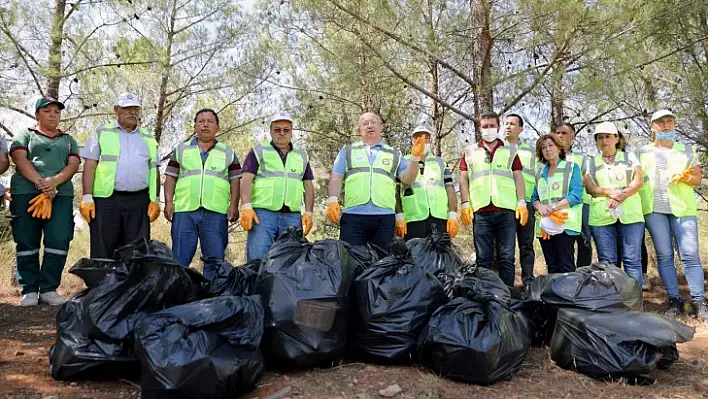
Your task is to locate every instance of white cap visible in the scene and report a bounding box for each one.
[651,109,676,123]
[116,93,141,108]
[594,121,619,136]
[271,111,293,124]
[412,125,432,136]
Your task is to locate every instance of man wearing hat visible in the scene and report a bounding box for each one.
[638,109,707,319]
[327,112,425,250]
[80,93,161,259]
[163,109,241,277]
[395,125,458,240]
[10,98,80,306]
[240,111,315,261]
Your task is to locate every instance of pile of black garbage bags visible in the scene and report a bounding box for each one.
[49,228,695,398]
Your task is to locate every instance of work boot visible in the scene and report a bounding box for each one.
[691,299,708,321]
[664,297,684,319]
[642,274,651,291]
[40,291,67,306]
[20,292,39,307]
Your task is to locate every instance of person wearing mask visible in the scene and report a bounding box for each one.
[163,109,241,276]
[80,93,161,259]
[396,126,458,239]
[584,122,644,286]
[327,112,424,250]
[10,98,80,306]
[638,110,706,319]
[240,111,315,261]
[531,134,583,274]
[504,113,536,287]
[458,111,528,286]
[554,122,592,267]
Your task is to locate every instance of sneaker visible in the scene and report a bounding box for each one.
[691,299,708,321]
[664,297,684,318]
[39,291,67,306]
[20,292,39,307]
[642,274,651,291]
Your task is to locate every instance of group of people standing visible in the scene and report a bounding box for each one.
[4,94,705,320]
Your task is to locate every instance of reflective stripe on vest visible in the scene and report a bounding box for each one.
[401,154,448,222]
[507,142,536,201]
[251,143,307,212]
[638,143,697,217]
[466,145,517,211]
[344,142,400,210]
[534,160,582,234]
[174,142,233,214]
[588,152,644,226]
[93,123,158,201]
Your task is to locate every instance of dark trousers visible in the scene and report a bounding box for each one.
[340,213,395,251]
[540,232,577,274]
[404,217,447,241]
[11,194,75,295]
[473,210,516,286]
[517,203,536,283]
[90,189,150,259]
[576,204,593,267]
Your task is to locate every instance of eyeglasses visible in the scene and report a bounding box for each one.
[272,128,291,134]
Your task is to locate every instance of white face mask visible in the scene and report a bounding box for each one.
[481,127,499,142]
[423,143,431,154]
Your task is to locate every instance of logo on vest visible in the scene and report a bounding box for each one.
[616,172,625,181]
[552,182,560,190]
[291,168,296,172]
[382,159,391,166]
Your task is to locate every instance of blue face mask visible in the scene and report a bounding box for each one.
[656,130,676,141]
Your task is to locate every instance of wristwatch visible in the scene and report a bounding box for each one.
[551,203,558,211]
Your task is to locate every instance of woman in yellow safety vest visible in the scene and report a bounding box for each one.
[583,122,644,288]
[638,110,706,320]
[530,134,584,274]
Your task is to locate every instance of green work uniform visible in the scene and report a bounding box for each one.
[9,127,78,295]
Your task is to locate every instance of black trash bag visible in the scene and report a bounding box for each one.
[115,237,176,261]
[407,226,462,277]
[202,259,261,298]
[550,308,694,384]
[49,291,139,381]
[527,262,642,311]
[84,258,205,343]
[256,227,356,369]
[451,265,511,305]
[348,243,381,277]
[69,258,130,289]
[135,296,265,399]
[418,271,530,385]
[351,239,446,364]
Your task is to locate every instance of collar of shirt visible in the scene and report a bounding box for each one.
[113,120,140,134]
[29,125,68,138]
[270,141,293,157]
[190,137,218,153]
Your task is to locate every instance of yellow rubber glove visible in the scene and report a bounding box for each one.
[540,230,551,240]
[670,168,693,185]
[411,136,426,158]
[326,196,341,224]
[460,202,473,226]
[80,194,96,224]
[395,213,407,238]
[302,212,313,236]
[549,210,568,225]
[446,212,459,238]
[147,201,160,222]
[240,205,259,231]
[43,200,52,219]
[516,202,529,226]
[27,193,48,219]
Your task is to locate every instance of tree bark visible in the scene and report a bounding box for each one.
[153,0,179,143]
[470,0,493,139]
[46,0,67,99]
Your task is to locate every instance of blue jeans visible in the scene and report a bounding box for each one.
[171,208,228,278]
[645,213,705,301]
[473,210,516,286]
[246,208,302,261]
[591,222,645,287]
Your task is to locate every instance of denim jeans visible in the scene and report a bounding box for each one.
[340,213,395,251]
[645,213,705,300]
[246,208,302,261]
[591,221,645,287]
[473,210,516,286]
[172,208,228,278]
[539,232,577,274]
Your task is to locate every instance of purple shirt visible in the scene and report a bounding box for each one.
[242,142,314,181]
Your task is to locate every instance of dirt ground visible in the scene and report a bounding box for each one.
[2,279,708,399]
